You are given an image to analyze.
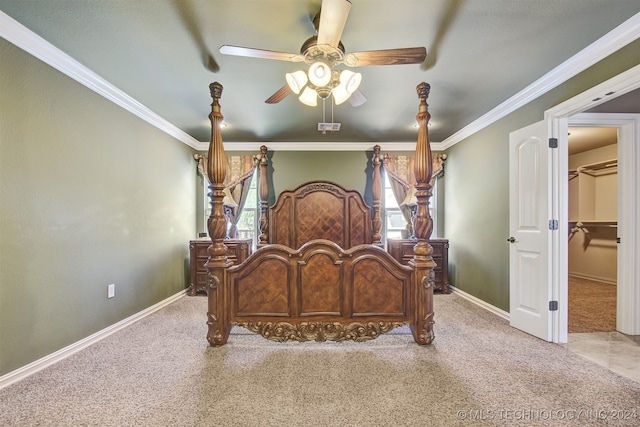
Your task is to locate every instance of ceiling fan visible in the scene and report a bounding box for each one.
[219,0,427,107]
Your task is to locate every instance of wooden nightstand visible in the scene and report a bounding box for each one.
[387,238,450,293]
[188,239,252,295]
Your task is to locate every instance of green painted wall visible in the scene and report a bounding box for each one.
[444,40,640,311]
[0,39,197,376]
[268,150,371,195]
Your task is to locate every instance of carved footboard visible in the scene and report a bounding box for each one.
[207,240,434,345]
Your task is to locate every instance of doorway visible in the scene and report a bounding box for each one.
[562,117,638,379]
[563,112,639,343]
[567,126,618,333]
[544,65,640,343]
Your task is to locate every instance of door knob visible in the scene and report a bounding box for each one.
[507,237,516,243]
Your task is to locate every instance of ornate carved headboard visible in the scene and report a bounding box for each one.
[268,181,373,249]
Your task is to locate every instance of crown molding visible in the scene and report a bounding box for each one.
[545,64,640,119]
[0,11,201,150]
[3,9,638,153]
[439,12,640,150]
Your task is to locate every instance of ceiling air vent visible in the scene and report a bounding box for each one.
[317,122,341,132]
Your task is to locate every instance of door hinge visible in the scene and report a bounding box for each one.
[617,237,621,244]
[549,219,558,230]
[549,137,558,148]
[549,300,558,311]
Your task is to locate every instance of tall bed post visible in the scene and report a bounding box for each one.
[410,82,435,345]
[206,82,232,346]
[258,145,269,247]
[371,144,383,245]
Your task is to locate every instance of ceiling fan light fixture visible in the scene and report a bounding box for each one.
[332,86,350,105]
[285,70,308,94]
[299,86,318,106]
[340,69,361,93]
[332,70,362,105]
[308,61,332,87]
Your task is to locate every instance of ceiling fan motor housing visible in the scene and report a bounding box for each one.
[300,35,346,65]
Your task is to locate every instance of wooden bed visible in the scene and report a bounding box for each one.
[203,82,436,346]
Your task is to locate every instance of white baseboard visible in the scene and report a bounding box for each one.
[448,286,510,321]
[0,290,188,390]
[568,272,617,285]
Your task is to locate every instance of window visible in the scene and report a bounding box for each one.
[234,174,258,244]
[203,173,259,248]
[382,173,438,242]
[383,174,404,241]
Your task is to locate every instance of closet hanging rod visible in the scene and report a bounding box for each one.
[576,158,617,176]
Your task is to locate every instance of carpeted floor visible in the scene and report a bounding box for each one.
[568,276,617,333]
[1,293,638,426]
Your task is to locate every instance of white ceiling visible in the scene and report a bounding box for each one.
[1,1,639,150]
[568,127,617,155]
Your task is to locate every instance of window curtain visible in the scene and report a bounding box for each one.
[383,153,447,237]
[195,153,258,238]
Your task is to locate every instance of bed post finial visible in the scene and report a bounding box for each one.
[409,82,435,346]
[206,82,231,346]
[371,144,383,245]
[210,81,223,103]
[258,145,270,246]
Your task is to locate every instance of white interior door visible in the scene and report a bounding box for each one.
[509,120,554,341]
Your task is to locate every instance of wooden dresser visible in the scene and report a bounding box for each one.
[387,238,450,293]
[189,239,252,295]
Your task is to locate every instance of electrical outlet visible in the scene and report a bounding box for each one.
[107,284,115,299]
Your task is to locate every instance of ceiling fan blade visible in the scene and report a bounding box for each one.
[346,47,427,66]
[265,85,292,104]
[317,0,351,48]
[348,89,367,107]
[220,45,303,62]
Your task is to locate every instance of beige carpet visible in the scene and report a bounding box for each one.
[1,293,639,426]
[568,276,617,333]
